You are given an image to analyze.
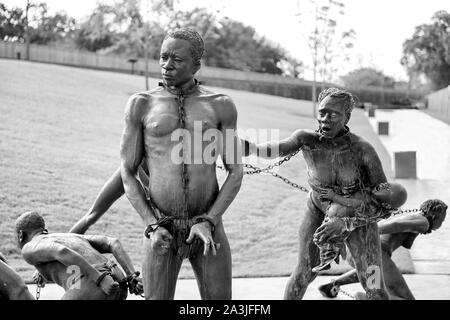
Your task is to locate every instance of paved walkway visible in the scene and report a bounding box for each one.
[368,109,450,275]
[28,274,450,300]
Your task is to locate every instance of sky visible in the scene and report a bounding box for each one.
[4,0,450,81]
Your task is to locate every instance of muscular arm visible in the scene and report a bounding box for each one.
[378,214,429,234]
[22,241,102,281]
[207,97,243,225]
[246,129,305,159]
[84,235,137,277]
[361,142,388,188]
[120,94,157,226]
[70,168,124,234]
[70,162,149,234]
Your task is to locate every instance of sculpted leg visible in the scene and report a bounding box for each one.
[318,268,359,298]
[381,250,415,300]
[190,222,232,300]
[142,236,183,300]
[345,223,389,300]
[284,201,323,300]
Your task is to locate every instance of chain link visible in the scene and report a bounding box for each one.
[244,149,301,174]
[35,284,41,300]
[217,149,310,193]
[337,287,356,300]
[176,93,189,221]
[392,208,420,215]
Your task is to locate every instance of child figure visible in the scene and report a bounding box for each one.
[312,182,407,272]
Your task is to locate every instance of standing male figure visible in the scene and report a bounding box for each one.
[120,29,243,300]
[248,88,390,299]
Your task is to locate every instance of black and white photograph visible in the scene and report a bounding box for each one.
[1,0,449,308]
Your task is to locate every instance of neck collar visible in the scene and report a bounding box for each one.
[316,125,350,142]
[159,79,201,96]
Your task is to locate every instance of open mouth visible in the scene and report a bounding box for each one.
[320,126,332,133]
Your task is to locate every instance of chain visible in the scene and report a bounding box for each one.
[245,163,310,193]
[35,284,41,300]
[244,149,301,175]
[337,287,356,300]
[176,92,189,221]
[217,149,310,193]
[392,208,420,215]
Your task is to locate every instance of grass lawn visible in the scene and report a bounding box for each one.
[0,59,387,280]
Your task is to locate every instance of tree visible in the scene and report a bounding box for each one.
[1,1,76,58]
[296,0,355,115]
[340,67,396,89]
[402,10,450,90]
[28,3,76,45]
[167,7,297,75]
[0,2,26,41]
[74,3,117,52]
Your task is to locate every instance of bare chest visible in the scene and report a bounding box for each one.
[302,141,363,185]
[144,97,219,138]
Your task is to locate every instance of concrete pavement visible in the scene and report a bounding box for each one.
[368,109,450,275]
[27,274,450,300]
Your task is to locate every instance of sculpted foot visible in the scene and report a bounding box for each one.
[318,282,339,298]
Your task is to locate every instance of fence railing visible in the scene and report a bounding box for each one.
[0,40,414,104]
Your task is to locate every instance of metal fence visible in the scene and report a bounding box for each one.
[0,40,414,103]
[0,41,312,84]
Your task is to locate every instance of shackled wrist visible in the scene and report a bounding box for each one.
[144,223,159,238]
[193,215,216,233]
[121,271,140,285]
[95,272,110,287]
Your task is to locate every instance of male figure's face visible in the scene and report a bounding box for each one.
[160,37,199,88]
[430,208,447,231]
[317,96,350,139]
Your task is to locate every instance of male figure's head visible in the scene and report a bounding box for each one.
[420,199,448,231]
[15,211,46,249]
[372,182,408,209]
[317,88,356,139]
[160,28,204,88]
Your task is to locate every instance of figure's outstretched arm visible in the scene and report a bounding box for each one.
[361,143,388,188]
[243,129,305,159]
[84,235,143,295]
[377,214,429,234]
[70,161,149,234]
[70,168,124,234]
[84,235,137,277]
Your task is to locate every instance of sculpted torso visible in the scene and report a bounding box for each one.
[139,86,227,217]
[301,131,365,192]
[30,234,107,289]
